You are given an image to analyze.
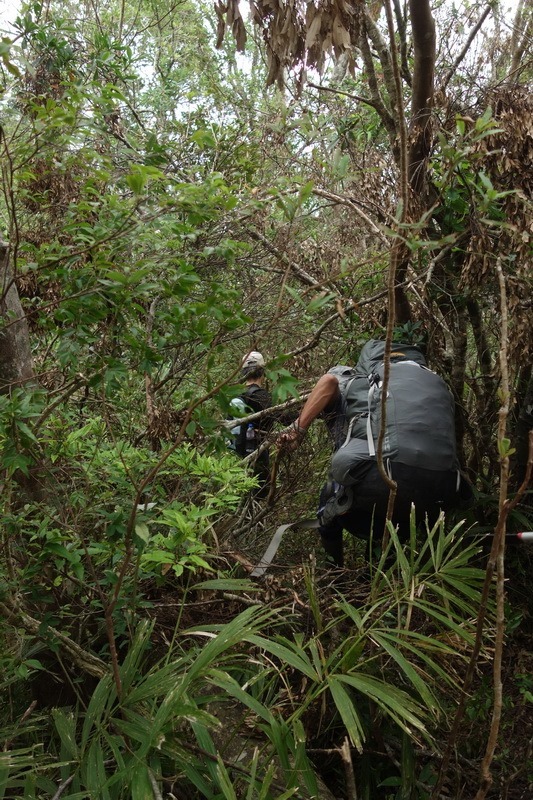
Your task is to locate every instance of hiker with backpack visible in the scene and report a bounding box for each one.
[278,340,472,567]
[229,350,297,499]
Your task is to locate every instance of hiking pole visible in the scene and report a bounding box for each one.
[511,531,533,542]
[465,531,533,542]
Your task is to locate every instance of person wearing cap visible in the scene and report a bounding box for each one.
[229,351,275,498]
[230,350,297,499]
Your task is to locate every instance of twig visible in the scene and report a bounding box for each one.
[222,592,263,606]
[441,5,493,90]
[221,395,306,431]
[340,737,358,800]
[433,353,533,800]
[358,12,397,142]
[145,297,160,434]
[307,80,381,112]
[3,701,37,750]
[148,769,164,800]
[312,188,388,243]
[51,776,75,800]
[504,734,533,789]
[432,432,533,800]
[509,1,532,75]
[0,599,108,678]
[364,7,398,119]
[393,0,411,85]
[378,0,410,546]
[247,228,319,288]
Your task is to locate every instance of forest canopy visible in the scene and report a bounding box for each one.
[0,1,532,798]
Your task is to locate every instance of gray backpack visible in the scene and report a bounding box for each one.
[329,340,459,486]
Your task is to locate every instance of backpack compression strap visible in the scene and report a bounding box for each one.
[366,375,378,457]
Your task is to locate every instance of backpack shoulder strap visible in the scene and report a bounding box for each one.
[242,384,263,413]
[244,384,262,398]
[328,366,358,407]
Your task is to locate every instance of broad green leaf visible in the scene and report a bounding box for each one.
[134,521,150,544]
[327,677,365,751]
[370,631,439,711]
[244,635,321,681]
[131,765,154,800]
[335,673,428,737]
[306,292,336,313]
[184,606,275,682]
[374,629,458,687]
[208,670,276,726]
[126,172,145,194]
[215,757,238,800]
[81,676,116,753]
[404,599,476,645]
[52,709,79,760]
[83,739,110,800]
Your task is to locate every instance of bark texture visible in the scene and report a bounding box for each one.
[394,1,437,323]
[0,241,34,392]
[408,0,436,196]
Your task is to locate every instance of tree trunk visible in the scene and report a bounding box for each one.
[408,0,436,197]
[394,1,437,324]
[0,241,34,393]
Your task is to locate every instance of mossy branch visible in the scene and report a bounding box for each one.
[0,598,108,679]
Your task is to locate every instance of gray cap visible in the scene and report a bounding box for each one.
[242,350,265,368]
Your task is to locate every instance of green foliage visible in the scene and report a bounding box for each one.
[270,181,315,223]
[1,609,315,799]
[0,388,45,476]
[433,108,513,233]
[3,424,255,602]
[497,437,516,460]
[1,2,529,797]
[392,321,425,346]
[191,516,490,766]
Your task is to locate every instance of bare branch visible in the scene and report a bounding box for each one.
[312,188,388,243]
[340,737,358,800]
[475,260,511,800]
[307,80,382,113]
[246,228,320,288]
[0,241,35,391]
[358,16,397,143]
[393,0,412,85]
[0,598,108,678]
[441,5,493,91]
[432,259,533,800]
[364,7,399,114]
[511,7,533,75]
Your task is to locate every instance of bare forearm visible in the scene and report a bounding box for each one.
[278,373,340,451]
[296,374,340,430]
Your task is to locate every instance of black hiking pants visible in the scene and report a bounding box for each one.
[318,462,471,568]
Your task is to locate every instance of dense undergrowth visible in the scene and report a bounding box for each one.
[1,1,532,797]
[1,428,531,800]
